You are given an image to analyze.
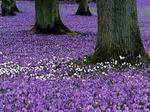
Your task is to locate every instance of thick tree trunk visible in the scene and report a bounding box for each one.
[32,0,71,34]
[92,0,149,65]
[75,0,92,16]
[1,0,19,16]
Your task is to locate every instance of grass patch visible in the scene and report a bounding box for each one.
[67,32,80,36]
[144,11,150,15]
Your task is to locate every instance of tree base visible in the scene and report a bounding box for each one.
[75,7,92,16]
[31,20,72,35]
[90,51,150,67]
[12,5,20,12]
[1,8,16,16]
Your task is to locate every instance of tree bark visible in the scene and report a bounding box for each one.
[11,0,19,12]
[32,0,71,34]
[92,0,149,65]
[75,0,92,16]
[1,0,19,16]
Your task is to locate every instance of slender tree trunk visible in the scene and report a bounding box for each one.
[32,0,71,34]
[1,0,19,16]
[91,0,149,65]
[75,0,92,16]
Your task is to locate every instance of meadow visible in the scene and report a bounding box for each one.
[0,0,150,111]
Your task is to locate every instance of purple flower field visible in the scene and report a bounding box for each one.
[0,0,150,111]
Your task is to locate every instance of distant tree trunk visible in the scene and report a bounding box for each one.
[32,0,71,34]
[75,0,92,16]
[92,0,96,3]
[91,0,149,65]
[1,0,19,16]
[11,0,19,12]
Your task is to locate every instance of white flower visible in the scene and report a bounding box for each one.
[73,73,78,76]
[87,69,94,72]
[119,56,125,60]
[132,67,136,70]
[122,62,126,66]
[0,51,3,55]
[52,64,56,68]
[102,72,108,75]
[46,73,54,78]
[114,60,118,65]
[53,56,56,59]
[96,66,99,69]
[104,65,107,68]
[75,67,82,72]
[93,67,97,71]
[106,61,110,64]
[137,54,142,59]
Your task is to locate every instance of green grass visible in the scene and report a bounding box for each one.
[144,11,150,15]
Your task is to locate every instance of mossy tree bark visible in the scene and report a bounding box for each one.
[92,0,149,65]
[1,0,19,16]
[32,0,71,34]
[75,0,92,16]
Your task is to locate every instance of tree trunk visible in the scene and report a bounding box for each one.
[32,0,71,34]
[11,0,19,12]
[92,0,96,3]
[75,0,92,16]
[92,0,149,65]
[1,0,19,16]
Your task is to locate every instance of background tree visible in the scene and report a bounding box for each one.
[92,0,96,3]
[32,0,71,34]
[1,0,19,16]
[91,0,149,65]
[75,0,92,16]
[11,0,19,12]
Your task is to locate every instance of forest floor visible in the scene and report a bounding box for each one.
[0,0,150,111]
